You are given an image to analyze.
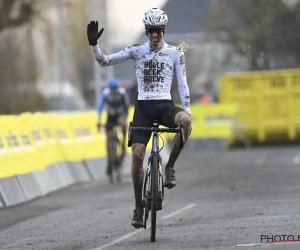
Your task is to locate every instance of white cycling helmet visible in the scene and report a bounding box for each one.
[142,8,168,26]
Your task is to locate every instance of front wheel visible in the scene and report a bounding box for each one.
[150,155,159,242]
[108,138,117,184]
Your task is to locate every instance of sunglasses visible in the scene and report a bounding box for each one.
[147,27,164,34]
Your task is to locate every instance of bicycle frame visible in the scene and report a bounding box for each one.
[100,125,123,184]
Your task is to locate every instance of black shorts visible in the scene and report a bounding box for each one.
[106,104,128,131]
[106,114,118,131]
[106,113,127,131]
[131,99,184,146]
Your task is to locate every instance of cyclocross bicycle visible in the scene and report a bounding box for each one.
[100,125,124,184]
[128,120,185,242]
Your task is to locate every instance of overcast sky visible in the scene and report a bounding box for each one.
[108,0,168,47]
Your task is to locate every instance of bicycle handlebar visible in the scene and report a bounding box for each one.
[131,127,180,133]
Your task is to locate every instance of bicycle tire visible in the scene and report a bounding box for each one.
[115,138,122,183]
[150,155,159,242]
[108,139,117,183]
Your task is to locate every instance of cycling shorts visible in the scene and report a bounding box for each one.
[106,113,127,131]
[131,99,184,146]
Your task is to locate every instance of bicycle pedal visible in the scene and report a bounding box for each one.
[163,183,175,189]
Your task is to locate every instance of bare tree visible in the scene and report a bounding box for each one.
[0,0,35,32]
[0,0,49,113]
[0,0,97,114]
[204,0,300,70]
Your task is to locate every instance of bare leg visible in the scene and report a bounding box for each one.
[166,111,192,168]
[164,111,192,188]
[117,115,127,140]
[130,143,146,228]
[131,143,146,208]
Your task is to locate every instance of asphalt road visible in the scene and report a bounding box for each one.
[1,145,300,250]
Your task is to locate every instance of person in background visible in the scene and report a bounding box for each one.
[97,79,129,181]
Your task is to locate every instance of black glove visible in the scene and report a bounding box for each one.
[97,121,101,130]
[87,21,104,46]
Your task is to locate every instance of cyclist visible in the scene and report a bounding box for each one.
[88,7,192,228]
[97,78,129,181]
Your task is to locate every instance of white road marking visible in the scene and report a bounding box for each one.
[255,153,267,165]
[93,231,139,250]
[92,203,196,250]
[161,203,196,220]
[293,153,300,164]
[236,243,262,247]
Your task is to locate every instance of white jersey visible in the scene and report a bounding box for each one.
[91,41,191,114]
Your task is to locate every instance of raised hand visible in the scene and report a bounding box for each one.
[87,21,104,46]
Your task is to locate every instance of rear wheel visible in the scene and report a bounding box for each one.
[115,136,123,183]
[108,138,117,184]
[151,155,159,242]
